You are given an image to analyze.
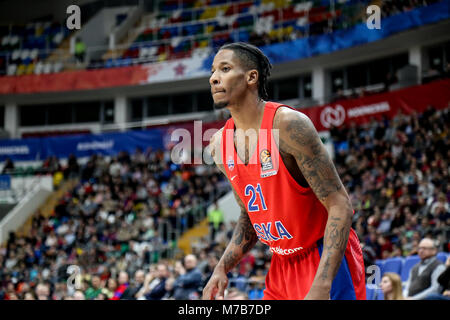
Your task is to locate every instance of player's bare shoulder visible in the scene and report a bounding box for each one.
[208,127,225,173]
[273,106,318,155]
[273,105,344,202]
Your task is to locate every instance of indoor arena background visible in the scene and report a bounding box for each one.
[0,0,449,301]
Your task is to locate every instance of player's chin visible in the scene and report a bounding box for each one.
[213,100,229,109]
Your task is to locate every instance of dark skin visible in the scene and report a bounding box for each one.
[202,49,353,300]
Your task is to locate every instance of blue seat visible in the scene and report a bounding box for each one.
[232,276,248,293]
[375,259,385,275]
[376,289,384,300]
[366,285,375,300]
[366,285,384,300]
[248,289,264,300]
[437,252,448,264]
[401,255,420,282]
[381,257,403,276]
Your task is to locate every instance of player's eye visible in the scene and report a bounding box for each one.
[222,66,230,72]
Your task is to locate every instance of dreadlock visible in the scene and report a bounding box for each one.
[219,42,272,100]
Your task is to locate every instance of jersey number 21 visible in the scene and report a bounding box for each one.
[245,183,267,212]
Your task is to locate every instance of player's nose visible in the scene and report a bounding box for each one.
[209,71,220,86]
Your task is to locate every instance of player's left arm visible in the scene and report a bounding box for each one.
[275,107,353,300]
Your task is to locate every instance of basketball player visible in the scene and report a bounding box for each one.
[202,42,365,300]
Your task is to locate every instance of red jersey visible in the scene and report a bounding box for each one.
[220,102,329,257]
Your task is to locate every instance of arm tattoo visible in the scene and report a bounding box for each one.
[233,208,258,253]
[223,251,240,272]
[212,130,258,272]
[275,109,354,286]
[223,209,257,271]
[278,113,343,202]
[321,252,332,281]
[320,216,351,281]
[325,217,347,252]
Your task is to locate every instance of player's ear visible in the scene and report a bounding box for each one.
[247,69,259,85]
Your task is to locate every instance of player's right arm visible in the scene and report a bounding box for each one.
[202,128,258,300]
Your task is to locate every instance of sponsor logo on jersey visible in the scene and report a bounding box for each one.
[270,246,304,256]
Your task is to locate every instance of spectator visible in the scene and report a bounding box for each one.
[24,292,36,300]
[121,269,145,300]
[35,283,50,300]
[403,238,446,299]
[380,272,404,300]
[424,256,450,300]
[74,37,86,64]
[73,290,85,300]
[173,255,202,300]
[208,200,224,242]
[85,275,102,300]
[430,193,449,217]
[144,263,169,300]
[95,293,107,300]
[224,287,248,300]
[202,252,220,287]
[161,276,176,300]
[1,157,14,174]
[104,278,117,299]
[0,103,447,301]
[110,271,130,300]
[65,154,80,179]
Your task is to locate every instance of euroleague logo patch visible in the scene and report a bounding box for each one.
[260,149,277,178]
[260,149,273,171]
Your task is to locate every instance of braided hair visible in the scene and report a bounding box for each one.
[219,42,272,100]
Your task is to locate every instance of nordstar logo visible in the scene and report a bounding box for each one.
[320,105,346,128]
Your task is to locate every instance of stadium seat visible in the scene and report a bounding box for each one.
[401,255,420,282]
[365,285,375,300]
[437,252,449,264]
[9,35,20,48]
[30,48,39,60]
[375,259,384,275]
[7,63,17,76]
[53,62,63,73]
[43,63,52,74]
[381,257,403,276]
[366,285,384,300]
[25,63,35,74]
[34,61,44,74]
[248,288,264,300]
[1,35,9,47]
[53,32,64,45]
[11,49,21,62]
[376,289,384,300]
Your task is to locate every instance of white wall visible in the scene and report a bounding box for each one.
[72,6,137,59]
[208,191,240,227]
[0,176,53,204]
[0,181,52,244]
[4,103,18,139]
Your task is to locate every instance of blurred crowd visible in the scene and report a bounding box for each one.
[0,147,235,300]
[330,105,449,271]
[0,104,449,300]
